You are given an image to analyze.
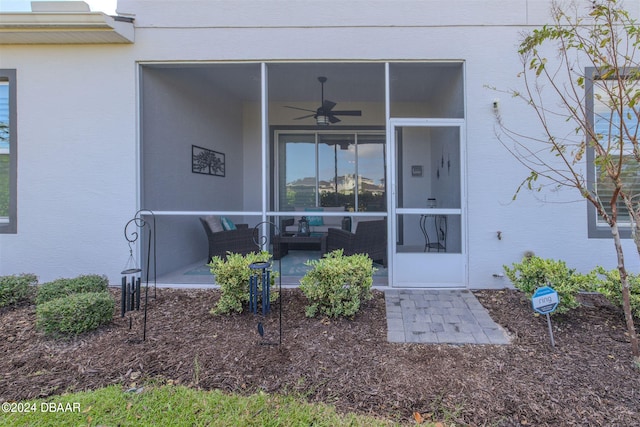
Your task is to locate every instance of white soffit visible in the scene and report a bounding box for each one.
[0,9,134,44]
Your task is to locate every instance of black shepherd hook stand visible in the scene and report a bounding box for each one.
[122,209,157,341]
[252,221,282,346]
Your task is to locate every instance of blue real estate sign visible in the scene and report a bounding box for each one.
[532,286,559,315]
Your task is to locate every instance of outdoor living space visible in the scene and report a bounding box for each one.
[141,61,464,288]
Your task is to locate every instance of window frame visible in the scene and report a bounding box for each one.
[586,66,637,239]
[0,69,16,234]
[270,126,386,213]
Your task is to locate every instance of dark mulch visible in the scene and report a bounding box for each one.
[1,287,639,426]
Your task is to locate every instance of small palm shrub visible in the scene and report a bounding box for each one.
[36,274,109,304]
[591,267,640,318]
[503,255,595,314]
[299,250,375,318]
[209,251,278,315]
[36,291,115,336]
[0,273,37,307]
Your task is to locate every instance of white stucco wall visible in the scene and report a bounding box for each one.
[1,0,638,286]
[0,43,138,282]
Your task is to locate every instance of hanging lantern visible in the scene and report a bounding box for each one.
[298,216,310,236]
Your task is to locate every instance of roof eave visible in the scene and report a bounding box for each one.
[0,12,134,44]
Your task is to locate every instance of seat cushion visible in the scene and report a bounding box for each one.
[305,207,324,226]
[220,216,237,231]
[322,206,346,226]
[204,215,224,233]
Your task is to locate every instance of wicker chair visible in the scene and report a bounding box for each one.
[326,219,387,267]
[199,218,257,262]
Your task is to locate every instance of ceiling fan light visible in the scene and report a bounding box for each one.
[316,115,330,125]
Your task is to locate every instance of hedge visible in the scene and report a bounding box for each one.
[36,274,109,305]
[36,291,115,336]
[0,273,38,307]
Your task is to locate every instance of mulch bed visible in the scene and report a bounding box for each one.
[1,287,639,426]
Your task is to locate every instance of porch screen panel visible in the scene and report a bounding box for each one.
[397,127,461,210]
[318,134,355,209]
[395,213,462,254]
[389,62,464,119]
[277,130,386,212]
[357,134,386,212]
[278,134,316,209]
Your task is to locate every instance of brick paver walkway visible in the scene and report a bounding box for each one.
[384,289,510,344]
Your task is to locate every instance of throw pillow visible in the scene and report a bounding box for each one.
[204,215,224,233]
[304,207,324,226]
[220,216,237,231]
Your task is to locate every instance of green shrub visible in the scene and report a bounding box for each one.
[36,274,109,304]
[0,273,37,307]
[208,251,279,315]
[299,249,375,318]
[36,291,115,336]
[503,256,595,314]
[591,266,640,318]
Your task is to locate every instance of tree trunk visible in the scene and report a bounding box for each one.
[610,222,640,360]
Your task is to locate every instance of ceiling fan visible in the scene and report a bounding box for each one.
[285,76,362,125]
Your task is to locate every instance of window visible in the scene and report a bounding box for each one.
[587,68,640,237]
[276,130,386,212]
[0,70,16,234]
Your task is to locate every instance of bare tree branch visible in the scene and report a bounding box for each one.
[492,0,639,359]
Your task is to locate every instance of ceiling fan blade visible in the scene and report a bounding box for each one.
[331,110,362,116]
[294,114,316,120]
[322,100,337,112]
[284,77,363,125]
[284,105,316,113]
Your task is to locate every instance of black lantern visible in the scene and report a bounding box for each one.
[298,216,310,236]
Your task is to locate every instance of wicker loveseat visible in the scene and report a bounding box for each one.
[199,217,257,262]
[326,219,387,267]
